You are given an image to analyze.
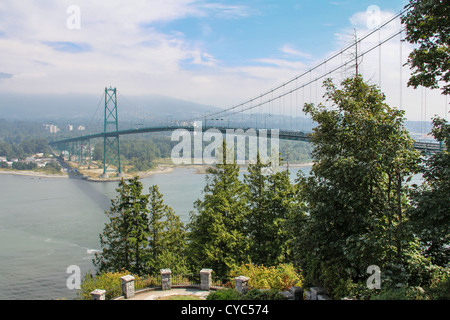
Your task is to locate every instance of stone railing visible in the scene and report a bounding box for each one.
[89,268,330,300]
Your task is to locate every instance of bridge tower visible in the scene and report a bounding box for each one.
[102,87,122,177]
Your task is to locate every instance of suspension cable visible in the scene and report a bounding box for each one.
[190,6,411,121]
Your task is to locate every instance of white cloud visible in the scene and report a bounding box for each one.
[279,44,312,59]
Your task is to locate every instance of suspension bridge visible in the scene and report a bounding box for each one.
[49,7,446,177]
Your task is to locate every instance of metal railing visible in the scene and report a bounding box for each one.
[171,273,201,288]
[105,283,123,300]
[135,274,162,291]
[211,275,235,290]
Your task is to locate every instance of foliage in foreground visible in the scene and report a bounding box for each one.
[229,263,303,292]
[78,270,129,300]
[206,288,286,301]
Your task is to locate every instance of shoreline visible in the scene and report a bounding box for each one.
[0,162,314,181]
[0,169,70,179]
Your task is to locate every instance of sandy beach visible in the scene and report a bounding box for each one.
[0,162,314,182]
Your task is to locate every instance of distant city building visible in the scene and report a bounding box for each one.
[66,124,73,131]
[77,125,86,131]
[43,124,60,134]
[51,125,60,133]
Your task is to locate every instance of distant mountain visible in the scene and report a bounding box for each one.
[0,92,221,122]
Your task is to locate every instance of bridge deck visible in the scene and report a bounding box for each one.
[49,125,312,145]
[49,125,442,153]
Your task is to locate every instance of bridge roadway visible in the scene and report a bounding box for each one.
[48,125,311,145]
[49,124,443,154]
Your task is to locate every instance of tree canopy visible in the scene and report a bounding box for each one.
[402,0,450,95]
[295,76,421,294]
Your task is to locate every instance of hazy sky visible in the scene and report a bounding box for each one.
[0,0,448,121]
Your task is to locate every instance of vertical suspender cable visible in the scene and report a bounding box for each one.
[399,30,403,110]
[379,28,382,88]
[446,95,448,121]
[425,89,427,132]
[296,77,299,129]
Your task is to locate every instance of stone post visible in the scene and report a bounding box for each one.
[235,276,250,294]
[161,269,172,291]
[200,269,213,291]
[121,275,135,299]
[290,286,304,300]
[310,287,326,300]
[90,289,106,300]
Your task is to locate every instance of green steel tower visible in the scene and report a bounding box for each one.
[102,87,122,176]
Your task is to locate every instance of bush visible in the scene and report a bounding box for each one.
[229,263,303,291]
[12,161,37,170]
[427,270,450,300]
[241,289,286,300]
[206,288,242,300]
[78,270,130,300]
[206,288,287,300]
[42,162,61,174]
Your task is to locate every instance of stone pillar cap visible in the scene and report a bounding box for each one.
[200,268,213,273]
[90,289,106,295]
[120,275,135,283]
[235,276,250,281]
[160,268,172,274]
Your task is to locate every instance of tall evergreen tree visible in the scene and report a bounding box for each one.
[188,142,250,276]
[146,185,188,274]
[245,153,270,265]
[93,177,150,275]
[93,178,188,276]
[245,154,301,266]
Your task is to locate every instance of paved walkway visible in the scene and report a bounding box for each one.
[126,288,211,300]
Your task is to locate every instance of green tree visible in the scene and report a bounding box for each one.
[94,178,188,276]
[244,154,301,266]
[402,0,450,95]
[188,142,250,276]
[146,185,188,274]
[42,162,62,174]
[93,177,150,275]
[244,154,270,265]
[295,76,420,295]
[407,117,450,266]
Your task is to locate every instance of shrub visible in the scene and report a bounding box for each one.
[241,289,286,300]
[78,270,130,300]
[427,270,450,300]
[206,288,242,300]
[229,263,303,291]
[206,288,287,300]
